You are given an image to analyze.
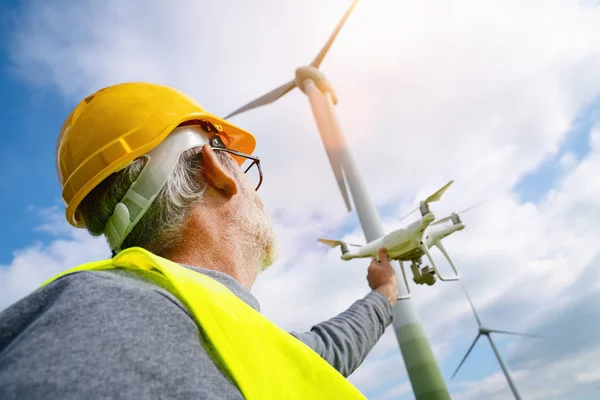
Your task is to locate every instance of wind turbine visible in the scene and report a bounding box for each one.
[224,1,451,399]
[452,283,539,400]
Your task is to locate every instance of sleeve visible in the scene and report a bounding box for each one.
[289,290,394,377]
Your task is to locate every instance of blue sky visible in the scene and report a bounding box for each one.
[0,0,90,262]
[1,0,600,399]
[0,54,65,262]
[1,0,66,260]
[515,97,598,204]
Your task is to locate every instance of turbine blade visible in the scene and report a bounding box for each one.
[225,80,297,119]
[460,282,483,326]
[305,80,352,211]
[311,0,361,68]
[431,216,452,226]
[327,147,352,211]
[425,180,454,204]
[452,334,481,379]
[489,329,543,339]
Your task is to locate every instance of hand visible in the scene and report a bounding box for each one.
[367,248,398,306]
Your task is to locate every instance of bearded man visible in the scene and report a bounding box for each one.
[0,82,398,399]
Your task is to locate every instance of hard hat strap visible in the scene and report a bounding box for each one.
[105,126,212,253]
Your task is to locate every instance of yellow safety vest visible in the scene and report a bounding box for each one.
[42,247,366,400]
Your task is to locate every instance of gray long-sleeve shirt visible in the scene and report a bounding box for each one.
[0,263,393,399]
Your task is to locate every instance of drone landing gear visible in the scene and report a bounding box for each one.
[420,241,460,282]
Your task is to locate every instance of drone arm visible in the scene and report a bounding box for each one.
[420,241,459,282]
[433,241,460,281]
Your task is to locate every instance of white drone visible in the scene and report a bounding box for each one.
[319,181,481,295]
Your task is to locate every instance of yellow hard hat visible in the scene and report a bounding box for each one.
[56,82,256,228]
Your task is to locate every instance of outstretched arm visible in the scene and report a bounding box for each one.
[290,248,398,377]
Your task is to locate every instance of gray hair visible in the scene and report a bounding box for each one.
[79,147,230,255]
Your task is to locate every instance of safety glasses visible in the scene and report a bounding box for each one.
[199,121,263,191]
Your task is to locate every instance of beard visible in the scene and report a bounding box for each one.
[243,193,279,270]
[227,160,279,271]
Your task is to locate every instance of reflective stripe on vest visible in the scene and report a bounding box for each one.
[42,247,366,400]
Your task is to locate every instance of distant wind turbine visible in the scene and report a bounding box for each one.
[452,283,540,400]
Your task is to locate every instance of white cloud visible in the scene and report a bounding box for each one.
[4,0,600,398]
[455,346,600,400]
[576,370,600,384]
[379,381,413,400]
[0,210,108,311]
[559,151,577,170]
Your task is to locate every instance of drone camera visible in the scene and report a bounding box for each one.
[419,265,436,286]
[422,266,435,276]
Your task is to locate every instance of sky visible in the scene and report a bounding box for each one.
[1,0,600,399]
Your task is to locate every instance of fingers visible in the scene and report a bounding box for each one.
[367,261,376,280]
[378,248,389,263]
[369,258,378,269]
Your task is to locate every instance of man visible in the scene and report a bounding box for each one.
[0,82,398,399]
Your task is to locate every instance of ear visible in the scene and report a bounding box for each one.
[200,144,239,197]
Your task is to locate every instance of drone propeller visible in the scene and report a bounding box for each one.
[425,180,454,203]
[398,180,454,222]
[224,0,360,119]
[318,238,362,248]
[431,198,491,226]
[397,207,418,223]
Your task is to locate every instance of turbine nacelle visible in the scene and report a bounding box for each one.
[223,0,358,211]
[295,67,338,104]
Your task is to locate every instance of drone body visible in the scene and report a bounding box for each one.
[321,213,435,261]
[319,181,473,290]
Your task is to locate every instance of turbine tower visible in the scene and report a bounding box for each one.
[225,1,450,398]
[452,283,538,400]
